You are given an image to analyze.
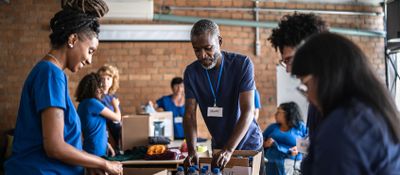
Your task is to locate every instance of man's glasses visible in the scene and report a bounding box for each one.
[296,75,312,97]
[279,57,293,68]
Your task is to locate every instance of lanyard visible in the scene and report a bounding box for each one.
[205,58,224,107]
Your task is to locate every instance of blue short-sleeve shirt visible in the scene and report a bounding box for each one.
[263,123,307,161]
[156,95,185,139]
[77,98,107,156]
[5,61,84,175]
[184,51,263,150]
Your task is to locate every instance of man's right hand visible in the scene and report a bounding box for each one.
[183,152,199,172]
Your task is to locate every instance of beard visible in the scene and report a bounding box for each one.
[201,52,222,70]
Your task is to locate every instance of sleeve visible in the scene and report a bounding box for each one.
[262,124,277,140]
[35,70,67,113]
[254,89,261,109]
[91,99,106,116]
[312,124,362,174]
[184,67,195,99]
[296,122,308,138]
[239,57,256,93]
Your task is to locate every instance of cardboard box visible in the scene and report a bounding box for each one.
[199,150,262,175]
[124,168,168,175]
[122,112,173,150]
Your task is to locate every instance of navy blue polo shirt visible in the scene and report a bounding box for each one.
[184,51,263,150]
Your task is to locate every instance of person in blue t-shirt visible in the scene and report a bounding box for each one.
[97,64,122,152]
[183,19,264,174]
[4,1,123,175]
[76,73,122,174]
[292,33,400,174]
[254,89,262,121]
[263,102,307,175]
[153,77,185,139]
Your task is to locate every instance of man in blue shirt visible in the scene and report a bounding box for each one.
[183,19,264,174]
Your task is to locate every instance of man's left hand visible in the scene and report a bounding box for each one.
[211,149,233,170]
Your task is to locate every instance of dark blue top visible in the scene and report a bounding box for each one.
[254,89,261,109]
[77,98,107,156]
[156,95,185,139]
[184,51,263,150]
[101,94,120,112]
[302,100,400,175]
[263,123,307,161]
[5,61,84,175]
[100,94,121,143]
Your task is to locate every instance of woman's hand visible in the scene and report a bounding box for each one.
[107,143,116,157]
[290,146,299,156]
[263,138,275,148]
[104,160,123,175]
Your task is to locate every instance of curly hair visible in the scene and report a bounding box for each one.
[75,72,103,102]
[49,0,109,49]
[268,13,328,53]
[279,102,303,129]
[97,64,120,94]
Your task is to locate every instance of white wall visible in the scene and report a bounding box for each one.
[276,65,309,122]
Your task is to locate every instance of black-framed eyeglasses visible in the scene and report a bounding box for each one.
[279,57,293,68]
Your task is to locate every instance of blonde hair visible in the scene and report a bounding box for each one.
[97,64,119,94]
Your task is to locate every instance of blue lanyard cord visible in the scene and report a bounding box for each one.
[205,58,224,106]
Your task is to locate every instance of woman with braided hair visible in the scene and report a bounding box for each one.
[4,1,123,175]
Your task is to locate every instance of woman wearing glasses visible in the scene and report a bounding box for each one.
[292,33,400,174]
[263,102,307,175]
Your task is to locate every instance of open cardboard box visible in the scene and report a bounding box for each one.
[199,150,261,175]
[122,112,173,150]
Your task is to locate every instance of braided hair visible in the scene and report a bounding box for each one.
[61,0,109,18]
[75,72,103,102]
[49,0,109,49]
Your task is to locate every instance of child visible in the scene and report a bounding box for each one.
[97,64,122,151]
[76,73,121,158]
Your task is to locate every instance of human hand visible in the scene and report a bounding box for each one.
[211,149,233,170]
[183,152,199,172]
[104,160,123,175]
[263,138,275,148]
[111,98,120,107]
[107,143,116,157]
[290,146,298,156]
[148,101,154,107]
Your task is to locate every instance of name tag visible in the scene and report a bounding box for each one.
[174,116,183,123]
[207,107,223,117]
[296,137,310,154]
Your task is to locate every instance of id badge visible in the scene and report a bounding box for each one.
[296,137,310,154]
[207,107,223,117]
[174,116,183,123]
